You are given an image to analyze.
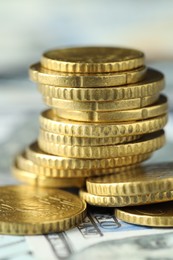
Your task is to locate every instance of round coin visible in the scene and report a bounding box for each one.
[54,95,168,122]
[115,201,173,227]
[40,110,167,137]
[26,142,151,169]
[0,185,86,235]
[44,95,159,112]
[41,46,144,73]
[16,153,139,178]
[38,130,165,159]
[30,63,146,87]
[39,129,140,146]
[13,164,85,188]
[86,162,173,196]
[38,68,164,101]
[80,189,173,207]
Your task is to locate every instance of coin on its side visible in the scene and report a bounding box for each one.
[30,63,146,87]
[80,189,173,207]
[0,185,86,235]
[13,164,85,188]
[40,110,167,137]
[86,162,173,196]
[41,47,144,73]
[26,142,151,170]
[38,130,165,158]
[115,201,173,227]
[54,95,168,122]
[38,68,164,101]
[44,95,159,112]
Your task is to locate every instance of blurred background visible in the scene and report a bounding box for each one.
[0,0,173,183]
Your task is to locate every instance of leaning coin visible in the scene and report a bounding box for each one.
[0,185,86,235]
[80,189,173,207]
[30,63,146,87]
[38,68,164,101]
[40,111,167,137]
[115,201,173,227]
[26,142,151,169]
[86,162,173,196]
[41,46,144,73]
[38,130,165,159]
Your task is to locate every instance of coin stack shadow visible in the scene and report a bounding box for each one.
[13,47,169,224]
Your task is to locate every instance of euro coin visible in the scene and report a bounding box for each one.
[40,110,167,137]
[38,68,164,101]
[54,95,168,122]
[80,189,173,207]
[41,46,144,73]
[115,201,173,227]
[86,162,173,196]
[26,142,152,170]
[0,185,86,234]
[30,63,146,87]
[38,130,165,159]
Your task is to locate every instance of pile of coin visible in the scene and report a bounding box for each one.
[11,46,171,233]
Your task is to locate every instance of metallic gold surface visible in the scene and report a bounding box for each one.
[115,201,173,227]
[0,185,86,235]
[38,69,164,101]
[38,130,165,159]
[29,63,146,87]
[86,162,173,196]
[39,129,140,146]
[40,110,167,137]
[54,95,168,122]
[26,142,152,170]
[80,189,173,207]
[13,164,85,188]
[41,47,144,73]
[16,153,139,178]
[44,95,159,112]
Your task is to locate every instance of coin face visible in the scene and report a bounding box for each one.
[0,185,86,234]
[41,47,144,73]
[115,201,173,227]
[86,162,173,196]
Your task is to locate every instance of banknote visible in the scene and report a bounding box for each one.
[0,76,173,260]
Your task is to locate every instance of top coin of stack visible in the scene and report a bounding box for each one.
[14,47,167,185]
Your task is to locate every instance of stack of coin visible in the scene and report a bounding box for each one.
[13,46,168,189]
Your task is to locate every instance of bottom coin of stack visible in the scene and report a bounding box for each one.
[80,163,173,227]
[0,186,86,235]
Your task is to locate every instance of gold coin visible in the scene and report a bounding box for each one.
[40,110,167,137]
[44,95,159,112]
[80,189,173,207]
[0,185,86,235]
[86,162,173,196]
[16,153,139,178]
[39,129,140,146]
[54,95,168,122]
[115,201,173,227]
[38,69,164,101]
[13,164,85,188]
[38,130,165,159]
[41,47,144,73]
[26,142,152,169]
[30,63,146,87]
